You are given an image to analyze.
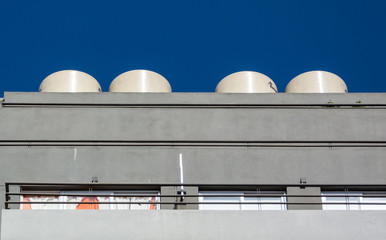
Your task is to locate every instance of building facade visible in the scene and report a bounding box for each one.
[1,91,386,239]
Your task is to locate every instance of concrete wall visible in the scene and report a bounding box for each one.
[1,92,386,142]
[1,106,386,141]
[1,147,386,185]
[1,92,386,238]
[3,210,386,240]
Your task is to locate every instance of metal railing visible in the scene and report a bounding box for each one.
[4,182,386,210]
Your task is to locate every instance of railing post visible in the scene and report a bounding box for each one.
[5,182,9,209]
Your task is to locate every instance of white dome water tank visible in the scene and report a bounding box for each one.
[109,70,172,92]
[39,70,101,92]
[215,71,278,93]
[285,71,348,93]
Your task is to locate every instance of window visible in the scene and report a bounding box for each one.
[21,190,160,210]
[322,191,386,210]
[21,195,60,210]
[199,191,286,210]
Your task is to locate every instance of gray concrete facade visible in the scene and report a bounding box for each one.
[3,210,386,240]
[1,147,386,184]
[0,92,386,239]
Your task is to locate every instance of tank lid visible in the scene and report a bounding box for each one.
[215,71,277,93]
[285,70,347,93]
[39,70,101,93]
[109,70,171,92]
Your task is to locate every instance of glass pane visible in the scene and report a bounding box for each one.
[21,195,60,210]
[361,197,386,210]
[68,196,100,210]
[200,192,286,210]
[113,197,132,210]
[242,197,285,210]
[348,196,361,210]
[21,191,160,210]
[322,193,348,210]
[97,196,111,210]
[261,197,285,210]
[242,197,259,210]
[65,196,82,210]
[200,192,242,210]
[62,191,159,210]
[113,196,158,210]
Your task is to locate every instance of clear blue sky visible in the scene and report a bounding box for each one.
[1,0,386,96]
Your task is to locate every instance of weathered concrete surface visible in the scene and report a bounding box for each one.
[2,93,386,141]
[1,107,385,141]
[1,93,386,238]
[1,147,386,185]
[2,210,386,240]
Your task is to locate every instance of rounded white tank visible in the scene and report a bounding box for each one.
[215,71,277,93]
[285,71,348,93]
[109,70,171,92]
[39,70,101,92]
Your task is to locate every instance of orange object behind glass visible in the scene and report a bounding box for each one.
[22,196,32,210]
[76,197,99,210]
[150,197,156,210]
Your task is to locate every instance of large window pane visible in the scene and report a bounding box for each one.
[200,191,286,210]
[21,191,160,210]
[200,193,242,210]
[322,192,386,210]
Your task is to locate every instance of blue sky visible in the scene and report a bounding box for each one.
[1,0,386,96]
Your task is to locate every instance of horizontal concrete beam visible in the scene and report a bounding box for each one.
[2,210,386,240]
[4,92,386,105]
[1,147,386,185]
[1,107,385,141]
